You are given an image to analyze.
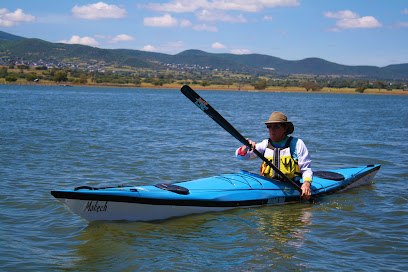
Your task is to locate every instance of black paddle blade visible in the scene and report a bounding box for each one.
[181,85,250,148]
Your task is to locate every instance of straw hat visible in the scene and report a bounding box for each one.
[262,111,294,134]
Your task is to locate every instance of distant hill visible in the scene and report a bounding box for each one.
[0,30,25,41]
[115,49,408,80]
[0,31,407,80]
[0,37,155,69]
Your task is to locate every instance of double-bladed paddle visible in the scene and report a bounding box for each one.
[181,85,313,202]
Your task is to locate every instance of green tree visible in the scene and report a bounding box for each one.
[301,81,313,91]
[8,59,15,69]
[355,86,366,93]
[253,79,267,90]
[35,66,48,70]
[301,81,321,92]
[335,79,351,88]
[152,78,164,86]
[200,80,211,87]
[5,76,17,82]
[355,80,369,89]
[17,65,29,72]
[131,78,141,85]
[26,73,38,82]
[79,74,88,84]
[0,66,8,78]
[54,70,68,82]
[143,77,154,83]
[374,80,386,90]
[392,82,403,89]
[237,81,244,90]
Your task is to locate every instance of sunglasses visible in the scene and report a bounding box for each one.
[267,124,282,130]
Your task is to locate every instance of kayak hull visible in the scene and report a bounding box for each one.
[51,164,380,222]
[58,198,240,222]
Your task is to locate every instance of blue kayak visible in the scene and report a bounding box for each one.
[51,164,380,222]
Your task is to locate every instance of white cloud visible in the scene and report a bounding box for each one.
[145,0,208,13]
[324,10,358,19]
[192,24,218,31]
[143,13,220,31]
[141,41,185,54]
[163,40,185,47]
[231,49,251,54]
[180,19,192,27]
[402,8,408,14]
[325,27,342,33]
[94,34,107,39]
[263,15,273,21]
[213,0,299,12]
[143,1,298,30]
[145,0,300,13]
[109,34,135,43]
[92,34,135,43]
[144,14,178,27]
[196,9,247,22]
[143,1,298,31]
[324,10,382,29]
[212,42,227,49]
[142,45,157,52]
[337,16,382,29]
[0,8,35,27]
[72,2,126,20]
[58,35,99,47]
[272,28,288,35]
[396,21,408,28]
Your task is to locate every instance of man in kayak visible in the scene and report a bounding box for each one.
[235,111,313,200]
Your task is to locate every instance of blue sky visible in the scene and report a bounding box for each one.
[1,0,407,67]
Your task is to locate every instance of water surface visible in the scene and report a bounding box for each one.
[0,85,407,271]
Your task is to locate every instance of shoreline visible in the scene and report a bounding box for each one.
[1,81,407,95]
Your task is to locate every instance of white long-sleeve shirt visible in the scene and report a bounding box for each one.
[235,137,313,182]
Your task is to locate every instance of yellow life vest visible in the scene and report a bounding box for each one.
[260,137,301,180]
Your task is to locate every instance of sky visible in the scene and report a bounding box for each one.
[1,0,407,67]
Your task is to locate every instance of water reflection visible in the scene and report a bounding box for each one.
[239,205,314,271]
[254,205,313,248]
[66,205,314,271]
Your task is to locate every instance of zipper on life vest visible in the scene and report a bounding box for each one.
[273,147,280,179]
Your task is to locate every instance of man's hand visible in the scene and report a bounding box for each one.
[301,181,311,200]
[240,139,256,153]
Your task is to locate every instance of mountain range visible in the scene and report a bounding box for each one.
[0,30,407,80]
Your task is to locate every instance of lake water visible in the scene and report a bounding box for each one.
[1,85,407,271]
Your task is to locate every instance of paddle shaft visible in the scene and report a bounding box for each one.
[180,85,304,194]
